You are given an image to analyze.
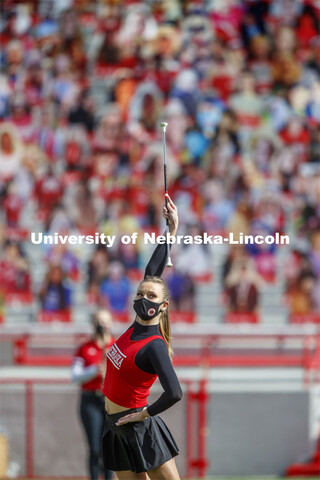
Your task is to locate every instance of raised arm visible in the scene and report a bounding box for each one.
[144,195,178,278]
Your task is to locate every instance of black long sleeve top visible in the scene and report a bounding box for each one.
[144,243,170,279]
[131,321,182,416]
[130,242,182,417]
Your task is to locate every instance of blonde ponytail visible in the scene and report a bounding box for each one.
[141,276,173,359]
[159,307,173,359]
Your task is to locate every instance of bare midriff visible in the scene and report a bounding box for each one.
[105,396,131,414]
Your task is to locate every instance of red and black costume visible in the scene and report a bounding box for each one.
[102,243,182,473]
[103,321,182,416]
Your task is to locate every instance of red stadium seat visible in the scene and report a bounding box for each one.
[87,291,98,304]
[112,311,130,323]
[5,227,29,241]
[191,273,213,284]
[38,310,72,323]
[225,312,259,323]
[13,336,73,366]
[259,271,276,283]
[36,209,48,222]
[80,12,97,26]
[69,269,81,282]
[143,226,161,237]
[236,113,261,128]
[171,311,196,323]
[94,64,119,77]
[62,171,82,185]
[4,291,33,305]
[128,269,143,282]
[290,313,320,324]
[173,354,304,368]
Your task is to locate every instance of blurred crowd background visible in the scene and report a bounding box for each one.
[0,0,319,323]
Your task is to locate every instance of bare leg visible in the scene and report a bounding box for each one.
[148,458,180,480]
[115,471,149,480]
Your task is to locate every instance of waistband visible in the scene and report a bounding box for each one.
[105,405,147,423]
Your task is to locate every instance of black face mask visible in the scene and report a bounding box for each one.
[133,298,165,321]
[95,324,105,336]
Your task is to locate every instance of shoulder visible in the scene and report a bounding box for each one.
[138,337,175,375]
[135,337,170,373]
[74,341,89,358]
[142,337,168,355]
[76,340,98,357]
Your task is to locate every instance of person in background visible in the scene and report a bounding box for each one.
[99,261,131,314]
[39,265,71,312]
[0,241,31,295]
[286,272,317,316]
[0,124,22,181]
[225,258,261,314]
[87,245,110,297]
[71,309,114,480]
[45,243,79,281]
[166,269,195,312]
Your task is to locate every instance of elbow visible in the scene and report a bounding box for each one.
[177,387,183,402]
[171,387,183,404]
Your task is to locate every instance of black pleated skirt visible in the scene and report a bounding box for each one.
[101,406,179,473]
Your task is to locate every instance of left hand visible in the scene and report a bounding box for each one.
[162,194,178,236]
[115,407,149,426]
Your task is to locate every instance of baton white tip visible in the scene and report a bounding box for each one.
[160,122,168,132]
[166,257,173,267]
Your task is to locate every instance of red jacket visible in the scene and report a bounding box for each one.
[75,338,113,391]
